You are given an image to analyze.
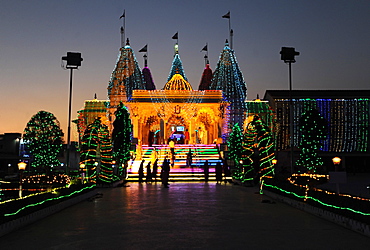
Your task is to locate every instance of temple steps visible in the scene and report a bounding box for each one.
[126,144,225,182]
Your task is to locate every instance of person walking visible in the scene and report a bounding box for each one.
[150,147,158,164]
[186,149,193,168]
[152,158,158,181]
[161,157,170,188]
[215,161,223,184]
[146,161,152,183]
[203,160,209,182]
[138,159,145,183]
[169,139,175,156]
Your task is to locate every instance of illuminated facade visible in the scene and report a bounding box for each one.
[76,39,248,145]
[264,90,370,170]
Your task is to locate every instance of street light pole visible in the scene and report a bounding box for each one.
[62,52,83,175]
[280,47,299,174]
[18,162,27,198]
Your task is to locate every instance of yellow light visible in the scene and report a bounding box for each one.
[272,159,277,165]
[332,157,341,165]
[18,162,27,171]
[80,163,85,169]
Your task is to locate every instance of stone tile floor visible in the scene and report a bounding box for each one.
[1,182,369,249]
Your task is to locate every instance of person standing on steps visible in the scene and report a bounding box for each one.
[184,129,190,144]
[138,159,145,183]
[152,158,158,181]
[146,161,152,183]
[161,156,170,188]
[186,149,193,168]
[169,139,175,156]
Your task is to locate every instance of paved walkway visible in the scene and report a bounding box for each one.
[1,182,369,249]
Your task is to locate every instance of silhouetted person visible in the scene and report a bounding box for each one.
[186,149,193,168]
[170,153,175,168]
[184,129,190,144]
[161,157,170,188]
[138,160,145,183]
[215,161,222,184]
[146,161,152,182]
[169,139,175,155]
[203,160,209,182]
[152,159,158,181]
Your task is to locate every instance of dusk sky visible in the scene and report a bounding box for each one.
[1,1,370,140]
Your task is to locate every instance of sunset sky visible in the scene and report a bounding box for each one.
[1,1,370,140]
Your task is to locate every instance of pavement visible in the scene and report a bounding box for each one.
[1,181,370,250]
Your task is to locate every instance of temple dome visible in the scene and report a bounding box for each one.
[163,73,193,91]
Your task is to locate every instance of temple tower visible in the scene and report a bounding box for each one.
[209,40,247,130]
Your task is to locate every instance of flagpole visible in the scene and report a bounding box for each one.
[120,10,126,48]
[222,11,232,49]
[120,27,124,48]
[228,13,232,49]
[123,10,126,47]
[205,42,209,66]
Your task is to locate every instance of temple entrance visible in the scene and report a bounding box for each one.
[167,115,187,144]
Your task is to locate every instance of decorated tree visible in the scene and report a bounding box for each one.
[296,108,328,173]
[112,102,133,178]
[79,118,114,184]
[227,123,244,180]
[79,119,100,183]
[98,123,114,183]
[242,120,258,182]
[252,115,275,177]
[23,111,64,173]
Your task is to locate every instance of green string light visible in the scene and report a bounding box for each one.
[4,185,95,217]
[262,182,370,216]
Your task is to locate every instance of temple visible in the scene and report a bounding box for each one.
[77,38,247,146]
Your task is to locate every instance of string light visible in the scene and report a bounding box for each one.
[261,181,370,216]
[274,98,370,152]
[112,102,133,177]
[209,41,247,130]
[295,108,328,172]
[4,185,95,217]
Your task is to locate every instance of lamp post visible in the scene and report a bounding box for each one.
[332,157,342,194]
[332,157,341,171]
[80,163,85,184]
[18,162,27,198]
[280,47,299,174]
[62,52,83,175]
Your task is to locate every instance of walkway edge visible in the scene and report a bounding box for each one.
[263,190,370,238]
[0,189,98,238]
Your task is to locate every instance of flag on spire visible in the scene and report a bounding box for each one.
[120,10,125,19]
[222,11,230,19]
[172,32,178,40]
[139,44,147,53]
[201,44,208,52]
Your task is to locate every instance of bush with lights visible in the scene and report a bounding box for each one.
[295,108,328,173]
[23,111,64,174]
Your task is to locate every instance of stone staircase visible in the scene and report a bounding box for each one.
[126,144,224,182]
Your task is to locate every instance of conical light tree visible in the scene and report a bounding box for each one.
[23,111,63,174]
